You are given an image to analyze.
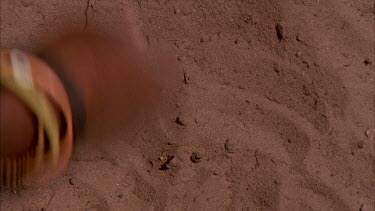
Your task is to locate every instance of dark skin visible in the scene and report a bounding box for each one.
[0,87,36,159]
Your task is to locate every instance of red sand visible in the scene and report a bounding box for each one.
[1,0,374,210]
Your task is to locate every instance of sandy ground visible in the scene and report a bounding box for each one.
[1,0,374,210]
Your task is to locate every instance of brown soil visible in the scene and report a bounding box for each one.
[1,0,374,210]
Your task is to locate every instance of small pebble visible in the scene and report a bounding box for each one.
[274,65,282,74]
[275,23,285,41]
[200,36,210,43]
[69,178,74,185]
[184,72,190,84]
[296,51,302,57]
[213,169,220,175]
[360,204,367,211]
[169,156,177,165]
[175,117,186,126]
[117,194,124,199]
[224,139,235,153]
[364,58,372,66]
[177,56,184,61]
[357,141,364,149]
[174,8,180,14]
[234,37,246,45]
[166,156,177,169]
[296,33,303,42]
[190,152,203,163]
[218,32,224,38]
[160,156,177,170]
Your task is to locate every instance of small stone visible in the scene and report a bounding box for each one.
[359,204,367,211]
[303,85,310,96]
[117,194,124,199]
[357,141,364,149]
[224,139,235,153]
[174,8,180,14]
[175,117,186,126]
[177,56,184,61]
[274,65,282,74]
[183,72,190,84]
[364,58,372,66]
[170,156,177,165]
[160,156,177,170]
[275,23,285,41]
[296,33,305,42]
[274,63,283,74]
[190,152,203,163]
[234,37,248,46]
[166,156,177,169]
[159,156,166,161]
[69,178,74,185]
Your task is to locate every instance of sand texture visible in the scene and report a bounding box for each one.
[1,0,374,210]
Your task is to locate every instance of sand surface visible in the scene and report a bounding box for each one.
[1,0,374,210]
